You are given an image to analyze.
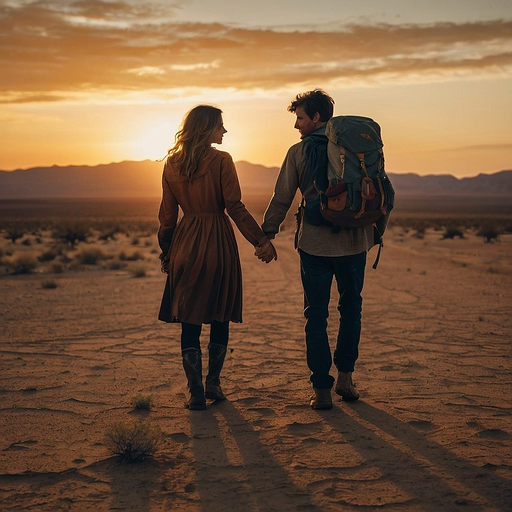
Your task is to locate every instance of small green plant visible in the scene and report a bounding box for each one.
[133,394,153,411]
[104,420,161,463]
[41,279,58,289]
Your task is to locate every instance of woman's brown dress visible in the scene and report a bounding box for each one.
[157,148,268,325]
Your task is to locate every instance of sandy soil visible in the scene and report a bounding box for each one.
[0,225,511,511]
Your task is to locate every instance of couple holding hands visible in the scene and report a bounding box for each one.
[158,90,372,410]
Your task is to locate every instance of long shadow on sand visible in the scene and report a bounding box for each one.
[189,400,322,512]
[0,456,166,511]
[320,401,512,511]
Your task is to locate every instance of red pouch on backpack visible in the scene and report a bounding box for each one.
[325,182,348,211]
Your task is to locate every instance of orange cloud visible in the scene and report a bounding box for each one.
[1,1,511,102]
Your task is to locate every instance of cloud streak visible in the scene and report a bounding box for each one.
[1,1,511,103]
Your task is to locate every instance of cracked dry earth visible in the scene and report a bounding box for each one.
[0,227,511,511]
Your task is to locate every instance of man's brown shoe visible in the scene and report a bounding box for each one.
[310,388,333,409]
[335,371,359,401]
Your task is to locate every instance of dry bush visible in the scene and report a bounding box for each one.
[441,227,465,239]
[76,246,108,265]
[41,279,58,289]
[119,250,144,261]
[133,394,153,411]
[8,253,38,274]
[98,224,121,241]
[104,420,162,463]
[51,262,64,273]
[108,260,127,270]
[4,227,24,243]
[38,248,60,262]
[52,222,90,246]
[477,226,500,243]
[131,265,147,278]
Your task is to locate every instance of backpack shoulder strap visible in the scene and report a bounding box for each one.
[300,133,328,193]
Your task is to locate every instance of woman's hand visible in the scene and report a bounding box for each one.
[160,253,170,274]
[254,239,277,263]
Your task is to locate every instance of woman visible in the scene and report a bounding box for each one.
[158,105,276,410]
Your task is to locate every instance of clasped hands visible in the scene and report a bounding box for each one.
[254,239,277,264]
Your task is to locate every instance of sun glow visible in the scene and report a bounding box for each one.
[128,123,177,162]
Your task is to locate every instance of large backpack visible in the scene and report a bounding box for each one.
[300,115,395,267]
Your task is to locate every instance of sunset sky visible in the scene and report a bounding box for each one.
[1,0,511,177]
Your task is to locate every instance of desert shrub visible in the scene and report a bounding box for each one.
[38,248,59,262]
[131,266,147,278]
[119,250,144,261]
[442,227,465,239]
[77,246,107,265]
[104,420,162,463]
[51,262,64,273]
[4,227,24,243]
[98,226,120,241]
[133,394,153,411]
[60,253,72,264]
[413,227,426,239]
[41,279,58,289]
[108,260,126,270]
[9,253,38,274]
[477,227,500,243]
[131,237,140,246]
[53,222,90,246]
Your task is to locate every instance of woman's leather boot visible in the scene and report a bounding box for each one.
[182,348,207,410]
[205,343,227,401]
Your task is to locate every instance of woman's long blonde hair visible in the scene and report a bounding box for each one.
[167,105,223,178]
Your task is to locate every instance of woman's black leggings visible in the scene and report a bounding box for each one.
[181,321,229,351]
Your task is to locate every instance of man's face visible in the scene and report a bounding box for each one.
[294,105,319,138]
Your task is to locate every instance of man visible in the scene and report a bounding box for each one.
[261,89,375,409]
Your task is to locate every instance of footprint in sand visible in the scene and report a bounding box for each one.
[475,428,511,440]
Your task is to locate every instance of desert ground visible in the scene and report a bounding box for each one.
[0,196,511,511]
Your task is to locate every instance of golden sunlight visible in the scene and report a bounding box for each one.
[129,122,177,162]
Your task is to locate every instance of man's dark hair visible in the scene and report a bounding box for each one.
[288,89,335,122]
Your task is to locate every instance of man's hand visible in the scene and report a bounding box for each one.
[254,240,277,264]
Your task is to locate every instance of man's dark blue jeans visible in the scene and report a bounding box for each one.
[299,249,366,389]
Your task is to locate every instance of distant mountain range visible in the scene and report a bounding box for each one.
[0,160,510,199]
